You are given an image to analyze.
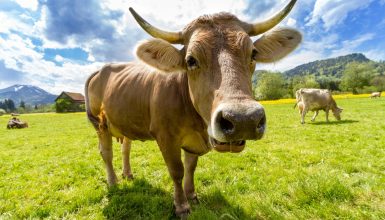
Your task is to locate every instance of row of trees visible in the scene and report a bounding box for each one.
[0,99,16,112]
[254,62,385,100]
[0,98,84,114]
[0,98,56,114]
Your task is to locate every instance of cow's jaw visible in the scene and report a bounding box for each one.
[208,137,246,153]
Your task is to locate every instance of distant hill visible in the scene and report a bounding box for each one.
[0,85,57,105]
[284,53,371,78]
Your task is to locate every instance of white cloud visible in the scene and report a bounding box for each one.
[0,12,32,35]
[54,55,64,62]
[13,0,38,11]
[307,0,373,31]
[331,33,374,57]
[105,0,249,31]
[0,34,103,94]
[286,18,297,27]
[364,49,385,61]
[257,49,327,72]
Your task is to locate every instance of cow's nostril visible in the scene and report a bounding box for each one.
[257,114,266,129]
[219,116,234,134]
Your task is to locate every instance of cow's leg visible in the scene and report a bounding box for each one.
[98,130,118,186]
[184,151,199,203]
[121,137,134,179]
[158,142,190,217]
[301,107,307,124]
[325,109,330,122]
[311,111,319,122]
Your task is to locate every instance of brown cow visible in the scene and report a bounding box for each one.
[295,88,343,124]
[86,0,301,217]
[7,117,28,129]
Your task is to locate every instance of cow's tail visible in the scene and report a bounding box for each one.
[85,70,100,130]
[293,102,298,109]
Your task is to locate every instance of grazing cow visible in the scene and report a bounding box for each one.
[295,88,343,124]
[370,92,381,98]
[86,0,301,217]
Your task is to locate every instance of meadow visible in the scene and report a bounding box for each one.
[0,96,384,219]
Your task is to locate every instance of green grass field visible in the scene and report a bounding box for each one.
[1,97,384,219]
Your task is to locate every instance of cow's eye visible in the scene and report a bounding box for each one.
[186,55,198,70]
[251,49,258,61]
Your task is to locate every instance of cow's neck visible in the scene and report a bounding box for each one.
[176,72,207,131]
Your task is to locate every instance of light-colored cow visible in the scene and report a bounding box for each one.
[370,92,381,98]
[86,0,301,217]
[295,88,343,124]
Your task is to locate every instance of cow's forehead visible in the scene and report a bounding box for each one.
[182,12,250,42]
[186,30,253,58]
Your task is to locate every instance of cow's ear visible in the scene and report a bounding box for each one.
[136,39,184,72]
[253,28,301,63]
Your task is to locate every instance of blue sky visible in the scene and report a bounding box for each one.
[1,0,385,94]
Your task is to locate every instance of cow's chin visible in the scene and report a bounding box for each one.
[209,137,246,153]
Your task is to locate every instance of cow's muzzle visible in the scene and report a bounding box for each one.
[208,101,266,152]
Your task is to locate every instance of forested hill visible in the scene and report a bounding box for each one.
[284,53,371,77]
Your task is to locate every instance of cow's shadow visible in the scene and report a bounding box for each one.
[310,119,359,125]
[103,178,252,219]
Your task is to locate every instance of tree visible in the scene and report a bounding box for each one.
[254,71,286,100]
[316,75,341,91]
[20,101,26,109]
[291,75,320,96]
[55,98,72,113]
[34,104,38,110]
[0,101,5,111]
[2,99,16,112]
[371,75,385,92]
[341,62,375,94]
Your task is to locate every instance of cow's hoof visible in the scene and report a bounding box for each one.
[122,173,134,180]
[107,176,118,187]
[107,180,118,187]
[188,194,199,204]
[174,203,191,219]
[107,181,118,187]
[179,212,189,220]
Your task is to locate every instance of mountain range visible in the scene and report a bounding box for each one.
[0,85,57,105]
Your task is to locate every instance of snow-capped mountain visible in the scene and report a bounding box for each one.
[0,85,57,105]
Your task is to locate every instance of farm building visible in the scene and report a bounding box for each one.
[55,92,85,113]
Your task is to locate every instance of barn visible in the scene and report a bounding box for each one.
[55,92,85,113]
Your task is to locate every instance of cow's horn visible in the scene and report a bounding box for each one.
[129,7,183,44]
[248,0,297,36]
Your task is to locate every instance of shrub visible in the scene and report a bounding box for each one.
[0,108,5,116]
[358,86,378,94]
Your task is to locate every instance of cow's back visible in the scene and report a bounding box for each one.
[87,62,158,139]
[301,89,333,111]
